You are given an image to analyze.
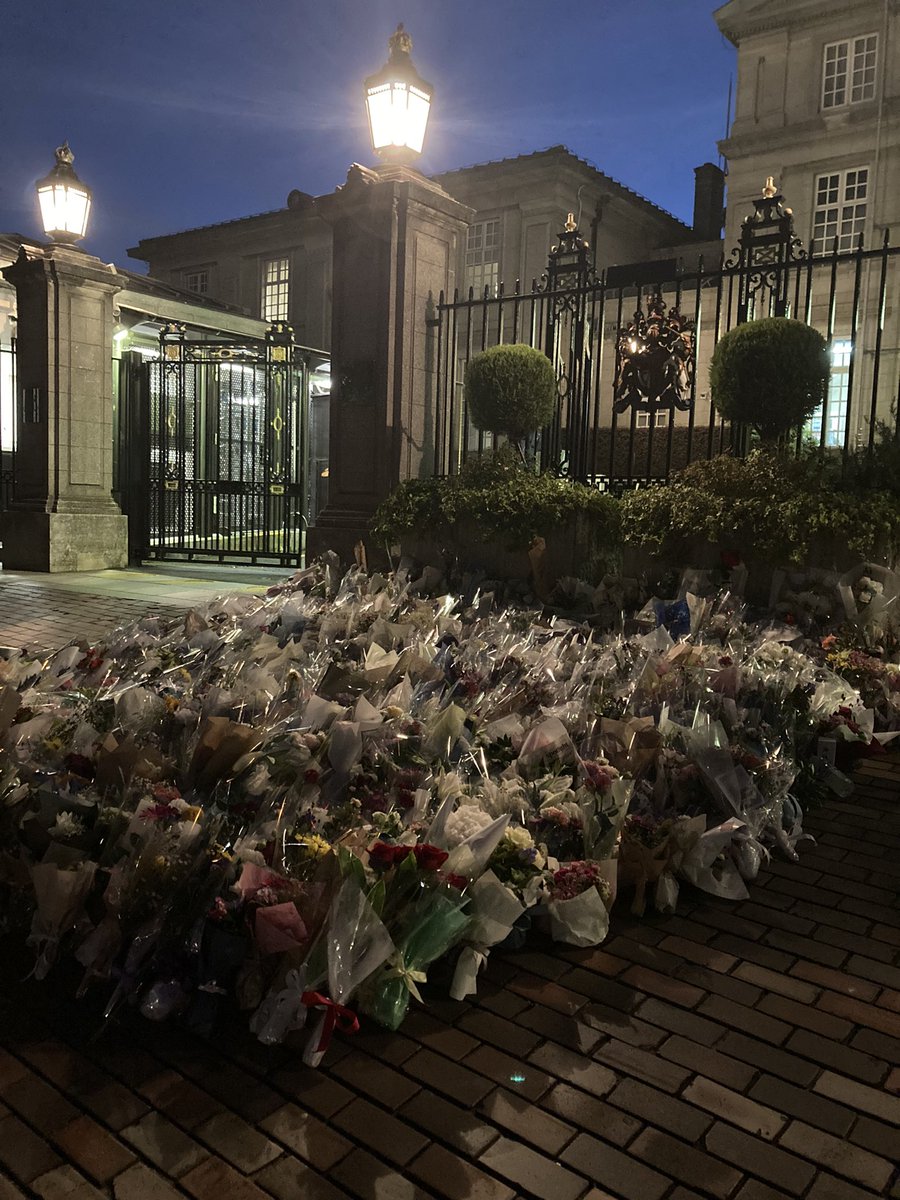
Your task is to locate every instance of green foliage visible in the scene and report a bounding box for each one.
[840,422,900,497]
[620,450,900,565]
[710,318,830,440]
[372,449,620,556]
[464,344,557,441]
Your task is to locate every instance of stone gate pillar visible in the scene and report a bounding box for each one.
[1,244,128,571]
[309,163,472,561]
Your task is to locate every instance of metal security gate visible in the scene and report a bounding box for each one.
[116,322,329,566]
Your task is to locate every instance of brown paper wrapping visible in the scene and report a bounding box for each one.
[188,717,261,789]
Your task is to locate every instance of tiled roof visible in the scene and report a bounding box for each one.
[433,144,692,230]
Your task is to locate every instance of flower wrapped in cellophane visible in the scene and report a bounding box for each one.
[545,860,611,947]
[1,551,891,1051]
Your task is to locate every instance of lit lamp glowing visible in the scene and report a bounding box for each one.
[36,142,92,244]
[364,24,433,162]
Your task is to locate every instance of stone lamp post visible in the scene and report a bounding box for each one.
[309,26,472,561]
[0,144,127,571]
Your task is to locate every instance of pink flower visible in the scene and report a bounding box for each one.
[550,860,608,902]
[582,761,618,794]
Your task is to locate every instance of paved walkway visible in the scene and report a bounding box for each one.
[0,572,898,1200]
[0,564,293,651]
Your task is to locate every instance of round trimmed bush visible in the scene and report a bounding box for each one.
[464,344,556,442]
[709,318,830,441]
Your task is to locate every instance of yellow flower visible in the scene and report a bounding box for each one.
[293,834,332,861]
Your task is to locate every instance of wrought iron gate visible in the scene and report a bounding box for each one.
[116,323,328,566]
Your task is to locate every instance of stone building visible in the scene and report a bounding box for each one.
[129,147,725,345]
[715,0,900,448]
[716,0,899,249]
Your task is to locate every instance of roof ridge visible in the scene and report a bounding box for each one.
[431,144,691,229]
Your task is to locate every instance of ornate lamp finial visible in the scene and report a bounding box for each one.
[565,212,577,233]
[762,176,778,199]
[55,142,75,168]
[389,22,413,56]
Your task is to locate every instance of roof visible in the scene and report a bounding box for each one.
[114,265,248,315]
[0,232,248,317]
[129,195,319,258]
[130,144,693,258]
[433,145,693,231]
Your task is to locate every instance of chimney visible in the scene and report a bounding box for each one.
[693,163,725,240]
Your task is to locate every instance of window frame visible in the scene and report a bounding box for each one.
[634,410,669,430]
[821,33,878,110]
[811,165,869,255]
[806,339,852,448]
[261,256,291,324]
[183,268,209,296]
[465,218,502,298]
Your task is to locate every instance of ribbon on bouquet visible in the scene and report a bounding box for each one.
[300,990,360,1055]
[383,955,428,1004]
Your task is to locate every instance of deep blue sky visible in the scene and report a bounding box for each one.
[1,1,736,268]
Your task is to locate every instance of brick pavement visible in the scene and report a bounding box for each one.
[0,565,288,653]
[0,759,898,1200]
[0,586,182,653]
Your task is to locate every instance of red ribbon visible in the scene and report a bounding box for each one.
[301,991,360,1053]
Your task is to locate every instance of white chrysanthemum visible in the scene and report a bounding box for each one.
[503,824,534,851]
[444,805,494,848]
[50,811,84,839]
[233,835,266,865]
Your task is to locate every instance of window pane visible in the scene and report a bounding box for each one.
[822,39,848,107]
[806,340,851,446]
[262,257,289,322]
[850,34,877,102]
[465,220,501,296]
[184,270,208,295]
[812,168,868,254]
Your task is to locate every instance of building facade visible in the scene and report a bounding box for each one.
[717,0,899,250]
[716,0,900,449]
[129,147,724,347]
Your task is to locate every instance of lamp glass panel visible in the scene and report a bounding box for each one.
[367,80,430,152]
[37,182,90,237]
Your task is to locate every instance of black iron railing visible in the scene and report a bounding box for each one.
[432,207,900,487]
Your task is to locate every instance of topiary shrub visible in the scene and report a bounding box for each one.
[464,344,557,443]
[372,448,620,568]
[709,318,830,441]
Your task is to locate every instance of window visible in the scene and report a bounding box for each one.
[465,220,501,296]
[635,411,669,429]
[822,35,877,109]
[807,340,851,448]
[261,257,290,323]
[812,167,868,254]
[183,269,209,295]
[0,345,15,452]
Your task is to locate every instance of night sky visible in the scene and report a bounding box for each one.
[2,1,736,269]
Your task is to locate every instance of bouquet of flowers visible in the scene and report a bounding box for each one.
[545,860,611,947]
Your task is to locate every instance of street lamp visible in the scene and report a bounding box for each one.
[35,142,92,244]
[364,24,433,162]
